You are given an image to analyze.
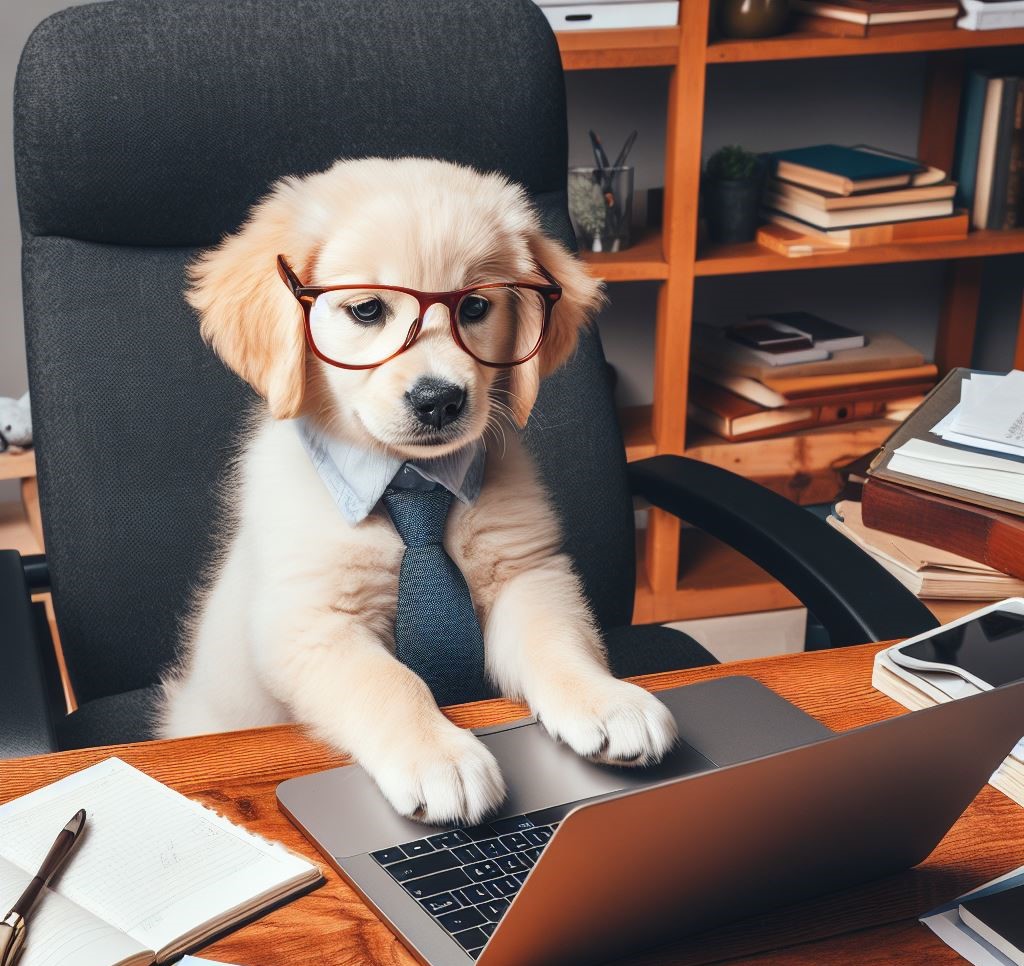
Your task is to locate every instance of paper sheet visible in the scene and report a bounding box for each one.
[932,370,1024,458]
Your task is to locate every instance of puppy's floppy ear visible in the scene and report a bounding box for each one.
[187,177,314,419]
[506,230,605,428]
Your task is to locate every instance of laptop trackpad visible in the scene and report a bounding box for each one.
[277,676,830,859]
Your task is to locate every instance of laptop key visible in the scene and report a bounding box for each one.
[522,847,543,865]
[464,860,503,882]
[524,826,553,846]
[438,906,486,933]
[370,847,405,866]
[400,838,435,857]
[477,839,510,859]
[466,948,483,961]
[463,823,499,842]
[488,875,521,897]
[402,868,472,900]
[454,884,492,905]
[451,844,486,864]
[478,898,510,921]
[427,829,471,850]
[493,854,527,875]
[480,922,496,937]
[489,815,536,835]
[499,832,531,851]
[385,850,459,882]
[420,892,461,916]
[453,927,489,951]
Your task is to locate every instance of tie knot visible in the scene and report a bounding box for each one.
[382,484,454,548]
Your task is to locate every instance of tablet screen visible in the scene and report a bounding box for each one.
[897,610,1024,687]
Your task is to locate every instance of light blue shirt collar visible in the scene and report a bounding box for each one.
[296,418,486,524]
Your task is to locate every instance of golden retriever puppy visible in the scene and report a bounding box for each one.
[158,157,677,825]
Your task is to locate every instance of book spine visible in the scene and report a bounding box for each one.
[1003,79,1024,230]
[987,74,1020,229]
[861,478,1024,580]
[954,70,990,213]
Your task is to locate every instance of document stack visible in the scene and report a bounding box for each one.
[829,370,1024,600]
[758,144,966,255]
[791,0,960,35]
[689,318,936,442]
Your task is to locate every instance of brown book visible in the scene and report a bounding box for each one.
[761,363,939,398]
[868,368,1024,519]
[693,327,925,382]
[766,175,956,211]
[756,222,848,257]
[688,377,887,441]
[862,477,1024,580]
[761,209,969,247]
[795,13,956,35]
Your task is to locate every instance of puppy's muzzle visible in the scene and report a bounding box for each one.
[407,378,466,430]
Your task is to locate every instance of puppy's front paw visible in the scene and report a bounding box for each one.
[369,722,506,826]
[534,677,677,767]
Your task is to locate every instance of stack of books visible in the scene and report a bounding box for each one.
[959,0,1024,31]
[689,314,937,442]
[954,71,1024,231]
[792,0,960,35]
[758,144,965,255]
[831,369,1024,598]
[872,621,1024,807]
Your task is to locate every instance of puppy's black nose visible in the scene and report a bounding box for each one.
[407,378,467,430]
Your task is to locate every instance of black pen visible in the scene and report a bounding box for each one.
[0,810,87,966]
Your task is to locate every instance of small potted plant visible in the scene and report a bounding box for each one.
[702,145,765,244]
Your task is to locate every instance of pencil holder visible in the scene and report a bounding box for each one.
[569,165,634,253]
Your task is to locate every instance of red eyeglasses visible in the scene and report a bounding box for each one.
[277,255,562,370]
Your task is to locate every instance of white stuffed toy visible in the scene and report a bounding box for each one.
[0,393,32,452]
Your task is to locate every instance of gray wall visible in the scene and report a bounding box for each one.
[2,5,1021,431]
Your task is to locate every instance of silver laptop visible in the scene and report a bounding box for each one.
[278,675,1024,966]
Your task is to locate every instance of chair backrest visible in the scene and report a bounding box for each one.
[14,0,636,707]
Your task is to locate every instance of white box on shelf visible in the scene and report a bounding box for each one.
[535,1,679,31]
[958,0,1024,30]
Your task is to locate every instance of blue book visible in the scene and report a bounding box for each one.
[771,144,924,194]
[955,70,991,213]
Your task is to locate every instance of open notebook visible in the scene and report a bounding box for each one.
[0,758,321,966]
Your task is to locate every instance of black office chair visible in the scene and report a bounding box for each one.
[2,0,936,759]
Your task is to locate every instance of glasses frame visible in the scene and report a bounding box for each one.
[276,255,563,371]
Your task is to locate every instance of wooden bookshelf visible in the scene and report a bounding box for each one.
[556,12,1024,624]
[707,25,1024,62]
[697,228,1024,276]
[0,449,36,482]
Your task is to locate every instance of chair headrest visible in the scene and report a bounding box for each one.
[15,0,566,247]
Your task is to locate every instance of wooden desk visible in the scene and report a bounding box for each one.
[3,643,1022,965]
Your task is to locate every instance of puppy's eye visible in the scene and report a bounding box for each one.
[459,295,490,324]
[347,298,385,325]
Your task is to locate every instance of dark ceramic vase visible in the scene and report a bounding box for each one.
[717,0,790,38]
[703,175,764,244]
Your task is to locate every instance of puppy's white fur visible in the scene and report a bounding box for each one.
[159,158,677,825]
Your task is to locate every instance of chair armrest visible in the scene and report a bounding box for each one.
[628,456,938,647]
[0,550,61,756]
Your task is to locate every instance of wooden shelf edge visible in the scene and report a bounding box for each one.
[0,449,36,482]
[707,25,1024,64]
[696,228,1024,276]
[557,26,680,70]
[581,228,669,282]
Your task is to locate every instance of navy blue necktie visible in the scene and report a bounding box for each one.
[382,470,491,707]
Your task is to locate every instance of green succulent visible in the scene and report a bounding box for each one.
[705,145,760,182]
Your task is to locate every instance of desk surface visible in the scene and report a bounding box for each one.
[3,642,1022,965]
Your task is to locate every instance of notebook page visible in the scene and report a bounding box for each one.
[0,759,317,958]
[0,857,149,966]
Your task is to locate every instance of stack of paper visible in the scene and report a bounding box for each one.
[873,642,1024,806]
[887,371,1024,507]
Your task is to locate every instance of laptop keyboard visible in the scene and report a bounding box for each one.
[370,802,575,959]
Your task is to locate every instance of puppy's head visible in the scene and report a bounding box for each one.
[188,158,603,459]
